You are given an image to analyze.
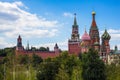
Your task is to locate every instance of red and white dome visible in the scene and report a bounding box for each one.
[82,31,90,41]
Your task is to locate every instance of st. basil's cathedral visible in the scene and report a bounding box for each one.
[16,11,111,62]
[68,11,111,62]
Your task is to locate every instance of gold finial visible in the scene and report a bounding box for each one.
[92,11,96,15]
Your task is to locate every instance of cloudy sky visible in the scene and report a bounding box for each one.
[0,0,120,50]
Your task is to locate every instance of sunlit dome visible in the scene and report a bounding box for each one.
[82,31,90,41]
[92,11,96,15]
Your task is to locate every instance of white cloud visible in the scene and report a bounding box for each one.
[0,1,59,38]
[0,37,15,48]
[63,12,73,18]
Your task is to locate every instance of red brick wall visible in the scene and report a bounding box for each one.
[68,42,81,56]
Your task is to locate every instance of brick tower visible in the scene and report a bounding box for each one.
[16,35,24,51]
[68,13,81,55]
[89,11,100,51]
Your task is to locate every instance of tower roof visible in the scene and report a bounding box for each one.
[18,35,21,40]
[54,43,58,48]
[73,13,77,26]
[102,29,111,40]
[91,11,97,27]
[82,30,90,41]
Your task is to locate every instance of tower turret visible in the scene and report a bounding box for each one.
[89,11,100,51]
[54,43,60,54]
[16,35,24,51]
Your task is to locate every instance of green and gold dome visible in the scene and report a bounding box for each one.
[102,29,111,40]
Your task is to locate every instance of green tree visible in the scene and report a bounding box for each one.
[55,51,82,80]
[18,54,30,65]
[55,66,70,80]
[106,64,120,80]
[82,49,106,80]
[0,64,4,80]
[31,53,43,68]
[36,58,58,80]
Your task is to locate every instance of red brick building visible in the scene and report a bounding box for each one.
[15,35,61,59]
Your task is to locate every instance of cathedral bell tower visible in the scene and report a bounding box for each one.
[89,11,100,51]
[68,13,81,55]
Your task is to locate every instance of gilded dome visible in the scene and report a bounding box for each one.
[92,11,96,15]
[102,29,111,40]
[82,31,90,41]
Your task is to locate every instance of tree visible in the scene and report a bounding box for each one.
[82,49,106,80]
[31,53,43,68]
[36,58,59,80]
[36,51,83,80]
[55,66,70,80]
[0,64,4,80]
[106,64,120,80]
[55,51,82,80]
[18,54,30,65]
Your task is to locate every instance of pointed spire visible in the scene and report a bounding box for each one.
[18,35,21,39]
[74,13,77,25]
[27,41,29,50]
[115,45,118,51]
[91,11,97,27]
[55,43,58,49]
[18,35,22,42]
[85,25,87,33]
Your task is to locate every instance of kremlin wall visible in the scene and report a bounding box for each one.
[15,11,120,64]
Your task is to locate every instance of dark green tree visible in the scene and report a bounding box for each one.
[36,58,58,80]
[106,64,120,80]
[82,49,106,80]
[0,64,4,80]
[18,54,30,65]
[31,53,43,68]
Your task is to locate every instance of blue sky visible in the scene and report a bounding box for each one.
[0,0,120,50]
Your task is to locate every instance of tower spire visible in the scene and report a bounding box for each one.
[85,25,87,33]
[91,11,97,27]
[74,13,77,25]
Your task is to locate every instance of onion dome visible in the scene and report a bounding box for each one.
[102,29,111,40]
[82,30,90,41]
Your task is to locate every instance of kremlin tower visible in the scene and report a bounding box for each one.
[68,13,81,55]
[16,35,24,51]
